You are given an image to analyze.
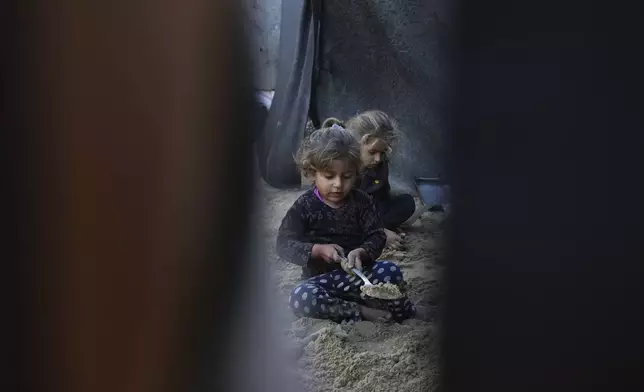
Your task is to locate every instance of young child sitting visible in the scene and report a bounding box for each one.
[323,111,416,249]
[277,122,416,323]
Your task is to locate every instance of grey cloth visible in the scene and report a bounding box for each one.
[256,0,320,188]
[257,0,451,189]
[313,0,451,186]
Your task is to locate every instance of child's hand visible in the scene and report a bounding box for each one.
[339,258,353,274]
[312,244,345,263]
[384,228,403,249]
[346,248,368,272]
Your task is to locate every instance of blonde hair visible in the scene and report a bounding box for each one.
[345,110,399,147]
[295,121,362,178]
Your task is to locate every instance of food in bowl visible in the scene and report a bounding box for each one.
[360,282,403,300]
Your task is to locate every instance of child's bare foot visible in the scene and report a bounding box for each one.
[360,306,392,322]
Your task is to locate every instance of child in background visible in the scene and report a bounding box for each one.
[277,122,416,323]
[324,111,416,249]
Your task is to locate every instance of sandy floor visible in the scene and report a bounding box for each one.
[258,180,446,392]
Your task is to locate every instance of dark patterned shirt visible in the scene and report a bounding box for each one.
[356,160,391,203]
[276,188,386,278]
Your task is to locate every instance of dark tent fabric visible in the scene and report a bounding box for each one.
[255,0,320,188]
[257,0,450,189]
[313,0,451,188]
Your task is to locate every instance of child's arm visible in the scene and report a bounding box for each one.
[362,161,391,196]
[356,192,387,263]
[381,160,392,195]
[276,201,314,266]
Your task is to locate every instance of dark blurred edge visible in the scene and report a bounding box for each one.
[183,4,257,392]
[5,1,256,392]
[2,0,22,390]
[442,0,644,391]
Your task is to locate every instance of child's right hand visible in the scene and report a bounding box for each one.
[312,244,345,263]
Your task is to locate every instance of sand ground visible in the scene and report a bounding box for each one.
[256,179,446,392]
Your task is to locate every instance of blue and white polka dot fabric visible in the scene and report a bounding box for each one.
[289,260,416,323]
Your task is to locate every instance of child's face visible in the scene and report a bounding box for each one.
[314,159,357,206]
[360,138,390,168]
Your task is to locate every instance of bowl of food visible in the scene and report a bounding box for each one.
[359,281,411,322]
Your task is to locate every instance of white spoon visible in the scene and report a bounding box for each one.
[351,268,373,287]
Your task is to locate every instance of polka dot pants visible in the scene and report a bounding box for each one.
[288,260,416,323]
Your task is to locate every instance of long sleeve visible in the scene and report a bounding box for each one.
[276,202,314,266]
[357,193,386,263]
[360,161,391,200]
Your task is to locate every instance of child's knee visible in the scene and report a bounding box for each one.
[289,283,317,315]
[399,193,416,215]
[371,260,403,284]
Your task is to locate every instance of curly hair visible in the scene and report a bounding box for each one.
[320,117,344,128]
[344,110,399,147]
[295,121,362,178]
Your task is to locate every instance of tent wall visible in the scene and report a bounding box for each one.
[255,0,451,189]
[242,0,281,90]
[255,0,319,188]
[313,0,451,188]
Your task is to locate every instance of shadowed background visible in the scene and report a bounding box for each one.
[4,0,644,392]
